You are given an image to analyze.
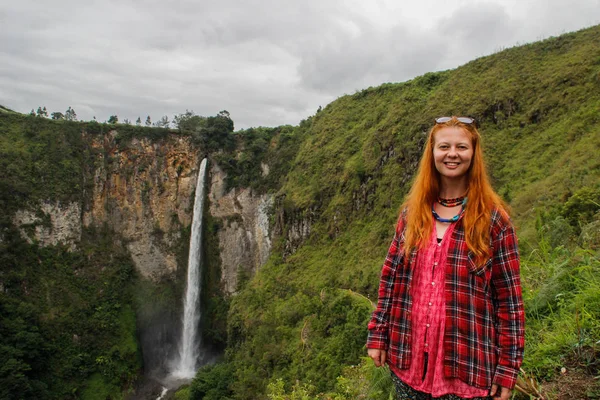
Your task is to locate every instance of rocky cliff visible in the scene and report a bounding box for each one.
[11,130,275,291]
[209,163,273,294]
[84,131,199,279]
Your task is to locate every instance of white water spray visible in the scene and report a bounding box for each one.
[170,157,208,379]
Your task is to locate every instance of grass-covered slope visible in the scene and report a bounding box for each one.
[202,26,600,399]
[282,25,600,241]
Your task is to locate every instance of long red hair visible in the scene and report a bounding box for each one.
[400,117,510,267]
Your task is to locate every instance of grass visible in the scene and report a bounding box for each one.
[1,24,600,400]
[223,25,600,399]
[522,244,600,377]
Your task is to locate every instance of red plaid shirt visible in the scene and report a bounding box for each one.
[367,209,525,390]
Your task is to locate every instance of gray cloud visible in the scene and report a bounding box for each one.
[0,0,598,128]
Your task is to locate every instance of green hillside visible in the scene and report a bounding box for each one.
[197,26,600,399]
[1,24,599,400]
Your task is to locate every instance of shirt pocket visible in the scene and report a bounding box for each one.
[467,251,492,293]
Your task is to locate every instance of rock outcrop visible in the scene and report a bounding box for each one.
[13,201,82,251]
[209,163,273,294]
[275,204,317,259]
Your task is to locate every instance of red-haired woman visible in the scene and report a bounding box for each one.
[367,117,524,400]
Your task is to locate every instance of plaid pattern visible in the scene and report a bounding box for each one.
[367,209,525,390]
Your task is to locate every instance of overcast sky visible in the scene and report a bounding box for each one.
[1,1,599,129]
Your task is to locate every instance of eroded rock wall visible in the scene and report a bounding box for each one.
[11,130,279,291]
[10,131,201,280]
[209,163,273,294]
[82,133,202,279]
[13,201,82,251]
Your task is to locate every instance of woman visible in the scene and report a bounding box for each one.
[367,116,525,400]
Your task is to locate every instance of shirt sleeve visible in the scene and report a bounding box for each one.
[490,223,525,389]
[366,216,404,350]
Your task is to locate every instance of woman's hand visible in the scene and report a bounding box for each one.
[489,384,512,399]
[367,348,387,367]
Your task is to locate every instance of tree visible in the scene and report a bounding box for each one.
[194,110,235,151]
[123,118,131,125]
[155,115,170,128]
[0,298,51,399]
[36,107,48,118]
[108,115,119,124]
[136,117,141,126]
[29,109,36,116]
[65,107,77,121]
[51,112,64,120]
[145,116,151,126]
[173,110,203,132]
[215,110,234,132]
[172,109,235,151]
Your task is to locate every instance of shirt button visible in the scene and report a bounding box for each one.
[437,242,442,247]
[434,262,438,266]
[426,324,430,327]
[428,302,432,306]
[431,282,435,286]
[424,343,428,347]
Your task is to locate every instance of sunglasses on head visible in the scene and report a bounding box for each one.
[435,116,476,125]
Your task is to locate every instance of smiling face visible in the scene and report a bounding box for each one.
[432,126,474,183]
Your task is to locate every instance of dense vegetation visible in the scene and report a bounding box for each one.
[0,226,139,399]
[1,25,599,400]
[185,26,600,399]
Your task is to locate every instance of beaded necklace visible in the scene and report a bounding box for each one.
[437,195,466,207]
[432,198,467,223]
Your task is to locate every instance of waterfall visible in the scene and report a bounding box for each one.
[170,157,208,380]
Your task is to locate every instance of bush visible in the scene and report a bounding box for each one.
[562,187,600,233]
[189,362,235,400]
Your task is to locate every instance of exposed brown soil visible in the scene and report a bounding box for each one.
[539,369,600,400]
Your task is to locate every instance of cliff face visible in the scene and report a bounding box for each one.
[11,130,275,290]
[209,163,273,294]
[274,202,316,259]
[12,132,199,279]
[82,132,199,279]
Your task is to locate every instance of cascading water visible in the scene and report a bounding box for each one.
[170,157,208,380]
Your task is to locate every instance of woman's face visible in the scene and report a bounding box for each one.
[432,126,474,181]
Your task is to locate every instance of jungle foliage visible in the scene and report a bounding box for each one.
[0,226,139,399]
